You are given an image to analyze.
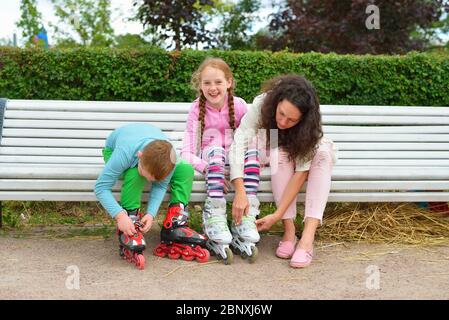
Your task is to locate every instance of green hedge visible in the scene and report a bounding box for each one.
[0,47,448,106]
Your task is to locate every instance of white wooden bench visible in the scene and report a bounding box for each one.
[1,98,448,227]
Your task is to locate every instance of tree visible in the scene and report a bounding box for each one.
[264,0,447,54]
[134,0,216,50]
[51,0,115,47]
[428,6,449,47]
[216,0,261,50]
[114,33,161,49]
[16,0,43,47]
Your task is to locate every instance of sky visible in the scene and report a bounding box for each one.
[0,0,276,46]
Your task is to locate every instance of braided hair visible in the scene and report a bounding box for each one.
[192,57,236,141]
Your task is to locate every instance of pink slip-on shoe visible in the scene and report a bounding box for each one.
[290,247,314,268]
[275,240,297,259]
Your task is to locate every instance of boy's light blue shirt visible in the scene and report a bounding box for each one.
[94,123,175,218]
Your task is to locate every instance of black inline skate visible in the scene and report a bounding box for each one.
[118,208,146,270]
[153,204,210,263]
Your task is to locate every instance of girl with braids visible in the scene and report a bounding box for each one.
[230,74,337,268]
[181,57,261,264]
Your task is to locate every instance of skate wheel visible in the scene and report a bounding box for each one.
[123,249,133,262]
[223,247,234,265]
[168,252,181,260]
[179,246,194,261]
[196,248,210,263]
[230,245,240,255]
[153,247,167,258]
[182,253,195,261]
[135,254,145,270]
[248,246,258,264]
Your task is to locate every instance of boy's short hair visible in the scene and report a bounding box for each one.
[140,140,176,181]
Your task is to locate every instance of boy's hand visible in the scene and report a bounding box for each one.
[115,211,136,236]
[140,214,154,233]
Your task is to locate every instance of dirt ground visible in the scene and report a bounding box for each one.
[1,225,448,300]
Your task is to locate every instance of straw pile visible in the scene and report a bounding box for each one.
[316,203,449,245]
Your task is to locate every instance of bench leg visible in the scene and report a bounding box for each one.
[0,201,2,228]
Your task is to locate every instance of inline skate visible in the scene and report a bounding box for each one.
[202,197,233,265]
[118,209,146,270]
[230,196,260,263]
[153,204,210,263]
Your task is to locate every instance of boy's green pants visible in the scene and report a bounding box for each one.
[102,148,194,211]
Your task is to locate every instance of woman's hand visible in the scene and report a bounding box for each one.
[255,213,281,232]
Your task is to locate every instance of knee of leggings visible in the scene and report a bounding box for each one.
[245,148,259,156]
[207,146,225,157]
[207,147,225,163]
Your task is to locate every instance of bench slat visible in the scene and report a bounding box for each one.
[6,110,449,125]
[0,147,101,156]
[335,159,449,166]
[2,156,449,167]
[5,119,449,134]
[337,151,449,159]
[3,119,187,130]
[324,126,449,134]
[322,115,449,125]
[7,100,193,113]
[3,128,449,143]
[3,138,449,151]
[2,128,185,140]
[6,110,188,122]
[7,112,449,126]
[2,147,449,160]
[1,166,447,180]
[335,142,449,151]
[1,191,448,202]
[0,156,103,164]
[1,180,448,192]
[8,100,449,116]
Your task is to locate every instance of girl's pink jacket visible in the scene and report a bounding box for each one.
[181,95,248,173]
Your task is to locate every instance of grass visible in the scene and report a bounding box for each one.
[1,200,448,245]
[1,201,115,238]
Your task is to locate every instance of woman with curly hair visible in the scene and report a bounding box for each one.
[229,74,337,268]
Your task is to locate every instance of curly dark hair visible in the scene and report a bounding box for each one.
[259,74,323,162]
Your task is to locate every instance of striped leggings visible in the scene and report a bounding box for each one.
[204,146,260,198]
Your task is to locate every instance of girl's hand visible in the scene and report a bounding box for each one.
[232,190,249,225]
[223,168,232,194]
[224,179,232,194]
